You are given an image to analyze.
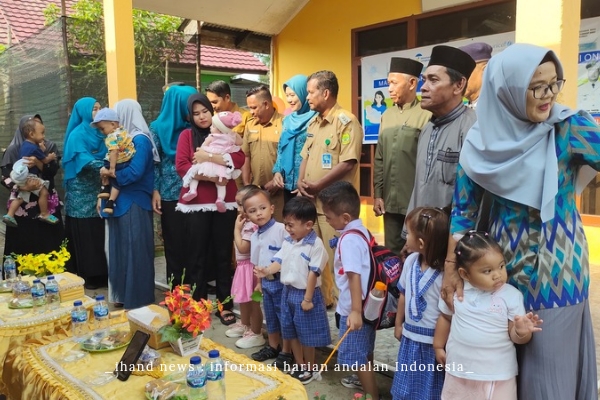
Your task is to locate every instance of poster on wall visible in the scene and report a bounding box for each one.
[578,17,600,123]
[361,16,600,143]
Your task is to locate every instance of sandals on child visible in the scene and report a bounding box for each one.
[38,214,59,225]
[2,215,17,228]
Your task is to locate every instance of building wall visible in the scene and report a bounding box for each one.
[273,0,422,109]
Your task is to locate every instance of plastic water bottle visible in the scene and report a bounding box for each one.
[45,276,60,310]
[363,281,387,322]
[187,355,207,400]
[4,256,16,285]
[31,279,46,313]
[71,300,88,341]
[206,349,226,399]
[93,295,109,332]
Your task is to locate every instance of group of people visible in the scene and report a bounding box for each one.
[0,39,598,399]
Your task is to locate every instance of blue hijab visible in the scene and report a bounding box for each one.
[150,85,198,161]
[63,97,106,183]
[460,44,596,222]
[280,75,316,178]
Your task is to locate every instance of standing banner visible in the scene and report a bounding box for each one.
[361,16,600,143]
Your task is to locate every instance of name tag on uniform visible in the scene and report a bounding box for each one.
[322,153,332,169]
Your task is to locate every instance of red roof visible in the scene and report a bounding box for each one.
[0,0,267,73]
[180,43,267,73]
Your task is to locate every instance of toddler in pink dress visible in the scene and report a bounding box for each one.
[182,111,243,211]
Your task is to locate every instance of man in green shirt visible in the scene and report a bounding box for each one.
[373,57,431,255]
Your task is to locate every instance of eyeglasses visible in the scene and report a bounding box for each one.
[529,79,565,99]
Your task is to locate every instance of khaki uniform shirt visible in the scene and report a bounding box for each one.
[230,103,252,136]
[242,110,283,186]
[373,99,431,215]
[301,103,363,213]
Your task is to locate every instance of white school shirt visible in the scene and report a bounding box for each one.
[250,218,287,268]
[272,230,328,289]
[438,282,525,381]
[398,252,443,344]
[334,219,371,317]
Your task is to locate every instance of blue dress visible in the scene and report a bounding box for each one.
[107,135,155,308]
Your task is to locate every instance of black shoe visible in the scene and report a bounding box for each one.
[291,367,317,385]
[98,185,111,199]
[271,351,294,371]
[251,345,279,362]
[103,200,115,214]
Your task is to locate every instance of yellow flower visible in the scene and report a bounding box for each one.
[13,239,70,277]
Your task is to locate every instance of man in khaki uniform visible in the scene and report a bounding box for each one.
[242,85,284,221]
[457,42,492,109]
[297,70,363,307]
[206,80,252,136]
[373,57,431,256]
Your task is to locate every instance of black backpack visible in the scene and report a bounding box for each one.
[338,229,402,330]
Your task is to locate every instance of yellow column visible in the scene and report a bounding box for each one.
[516,0,581,107]
[103,0,137,106]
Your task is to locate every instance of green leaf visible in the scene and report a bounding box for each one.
[251,291,263,303]
[158,324,181,343]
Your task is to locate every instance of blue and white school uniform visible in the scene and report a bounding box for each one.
[391,252,444,400]
[334,219,376,367]
[274,230,331,347]
[250,218,286,334]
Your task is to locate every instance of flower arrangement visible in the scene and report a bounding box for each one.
[276,392,372,400]
[158,271,230,342]
[13,239,70,277]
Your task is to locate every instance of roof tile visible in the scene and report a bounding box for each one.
[0,0,267,72]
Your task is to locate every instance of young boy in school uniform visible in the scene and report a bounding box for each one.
[318,181,380,399]
[256,197,331,384]
[243,187,293,368]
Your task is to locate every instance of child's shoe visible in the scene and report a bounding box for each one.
[291,366,317,385]
[97,185,110,199]
[38,214,59,225]
[251,345,279,362]
[182,190,197,202]
[235,330,266,349]
[341,374,363,390]
[2,215,17,228]
[215,198,226,213]
[103,200,115,215]
[225,322,247,338]
[272,351,294,372]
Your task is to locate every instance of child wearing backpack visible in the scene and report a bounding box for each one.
[318,181,379,400]
[391,206,449,400]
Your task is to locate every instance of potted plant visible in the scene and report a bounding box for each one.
[158,272,230,356]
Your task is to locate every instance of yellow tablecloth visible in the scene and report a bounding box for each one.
[0,293,94,393]
[3,322,308,400]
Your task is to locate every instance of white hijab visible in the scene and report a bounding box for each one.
[460,43,596,222]
[114,99,160,163]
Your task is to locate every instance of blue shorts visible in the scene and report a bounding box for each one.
[262,277,283,334]
[280,286,331,347]
[336,315,376,367]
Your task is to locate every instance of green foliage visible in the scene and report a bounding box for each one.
[158,322,193,342]
[44,0,185,82]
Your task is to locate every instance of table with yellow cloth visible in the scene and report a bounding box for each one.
[3,321,308,400]
[0,292,94,394]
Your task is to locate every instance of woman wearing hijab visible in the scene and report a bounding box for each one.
[0,114,65,257]
[443,44,600,399]
[272,74,317,203]
[150,85,198,286]
[175,93,244,325]
[63,97,107,289]
[99,100,155,309]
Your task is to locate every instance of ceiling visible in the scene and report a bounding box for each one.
[132,0,309,36]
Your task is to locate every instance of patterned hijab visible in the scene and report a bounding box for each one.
[149,85,198,161]
[460,43,596,222]
[114,99,160,162]
[62,97,106,183]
